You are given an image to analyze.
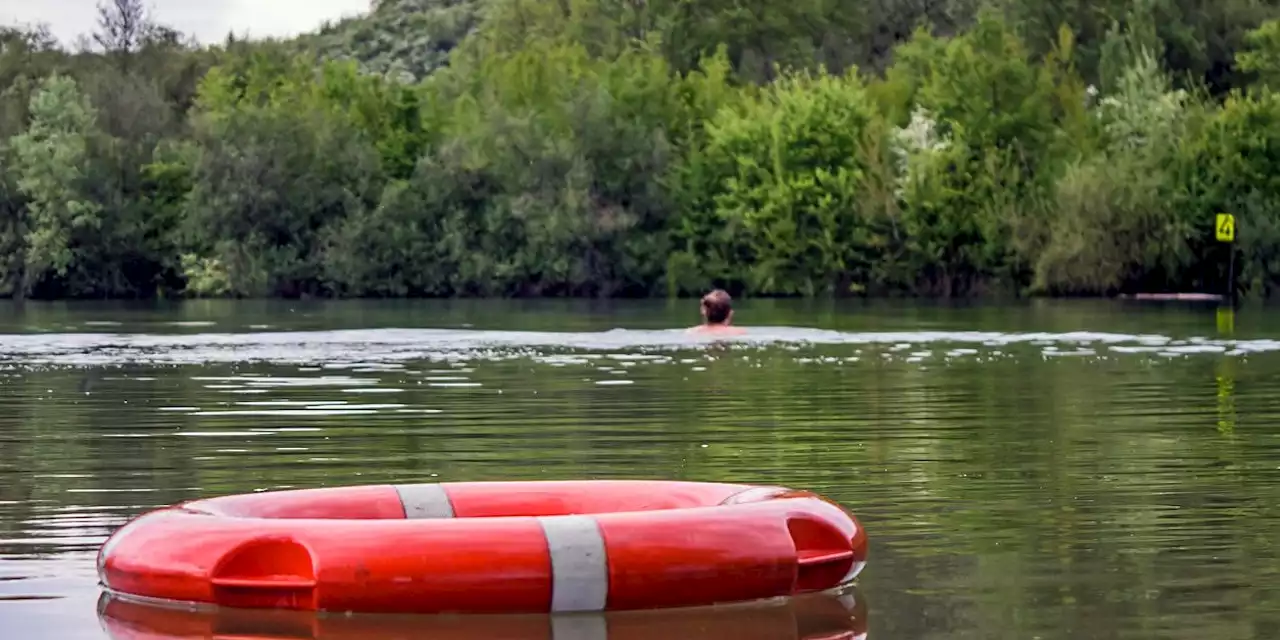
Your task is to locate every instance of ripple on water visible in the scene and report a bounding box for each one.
[2,318,1280,639]
[0,326,1273,368]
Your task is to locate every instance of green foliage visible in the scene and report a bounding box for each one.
[1178,89,1280,298]
[877,15,1086,295]
[1237,18,1280,91]
[8,74,102,293]
[302,0,483,82]
[675,68,888,295]
[995,0,1280,94]
[1032,45,1198,295]
[416,38,692,296]
[181,58,387,297]
[6,1,1280,299]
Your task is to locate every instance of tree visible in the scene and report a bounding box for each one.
[7,74,103,297]
[93,0,156,69]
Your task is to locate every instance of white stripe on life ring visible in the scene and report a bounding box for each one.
[393,483,455,519]
[538,515,609,612]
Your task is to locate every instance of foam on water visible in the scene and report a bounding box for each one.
[0,326,1261,367]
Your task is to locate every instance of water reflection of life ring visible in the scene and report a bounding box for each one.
[96,585,868,640]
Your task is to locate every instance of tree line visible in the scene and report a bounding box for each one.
[4,0,1280,299]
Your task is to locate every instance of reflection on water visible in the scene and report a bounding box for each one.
[95,587,866,640]
[2,300,1280,639]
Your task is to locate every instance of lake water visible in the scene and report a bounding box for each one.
[1,298,1278,639]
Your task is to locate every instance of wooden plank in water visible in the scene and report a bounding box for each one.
[1119,293,1224,301]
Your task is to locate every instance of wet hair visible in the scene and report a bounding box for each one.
[700,289,733,324]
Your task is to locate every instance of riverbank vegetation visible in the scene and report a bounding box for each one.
[4,0,1280,299]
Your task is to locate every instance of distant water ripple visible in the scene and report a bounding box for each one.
[0,327,1262,367]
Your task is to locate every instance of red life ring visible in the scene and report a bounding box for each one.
[97,480,868,614]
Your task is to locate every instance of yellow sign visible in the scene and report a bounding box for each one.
[1216,213,1235,242]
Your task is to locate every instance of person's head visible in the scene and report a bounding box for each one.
[700,289,733,325]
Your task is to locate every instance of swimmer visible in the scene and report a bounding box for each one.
[687,289,746,335]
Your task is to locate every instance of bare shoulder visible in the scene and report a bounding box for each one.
[687,325,746,336]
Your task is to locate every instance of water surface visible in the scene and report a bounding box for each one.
[1,299,1278,639]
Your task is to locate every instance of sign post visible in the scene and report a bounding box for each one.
[1216,213,1235,303]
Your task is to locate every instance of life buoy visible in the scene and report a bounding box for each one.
[97,480,867,614]
[96,586,867,640]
